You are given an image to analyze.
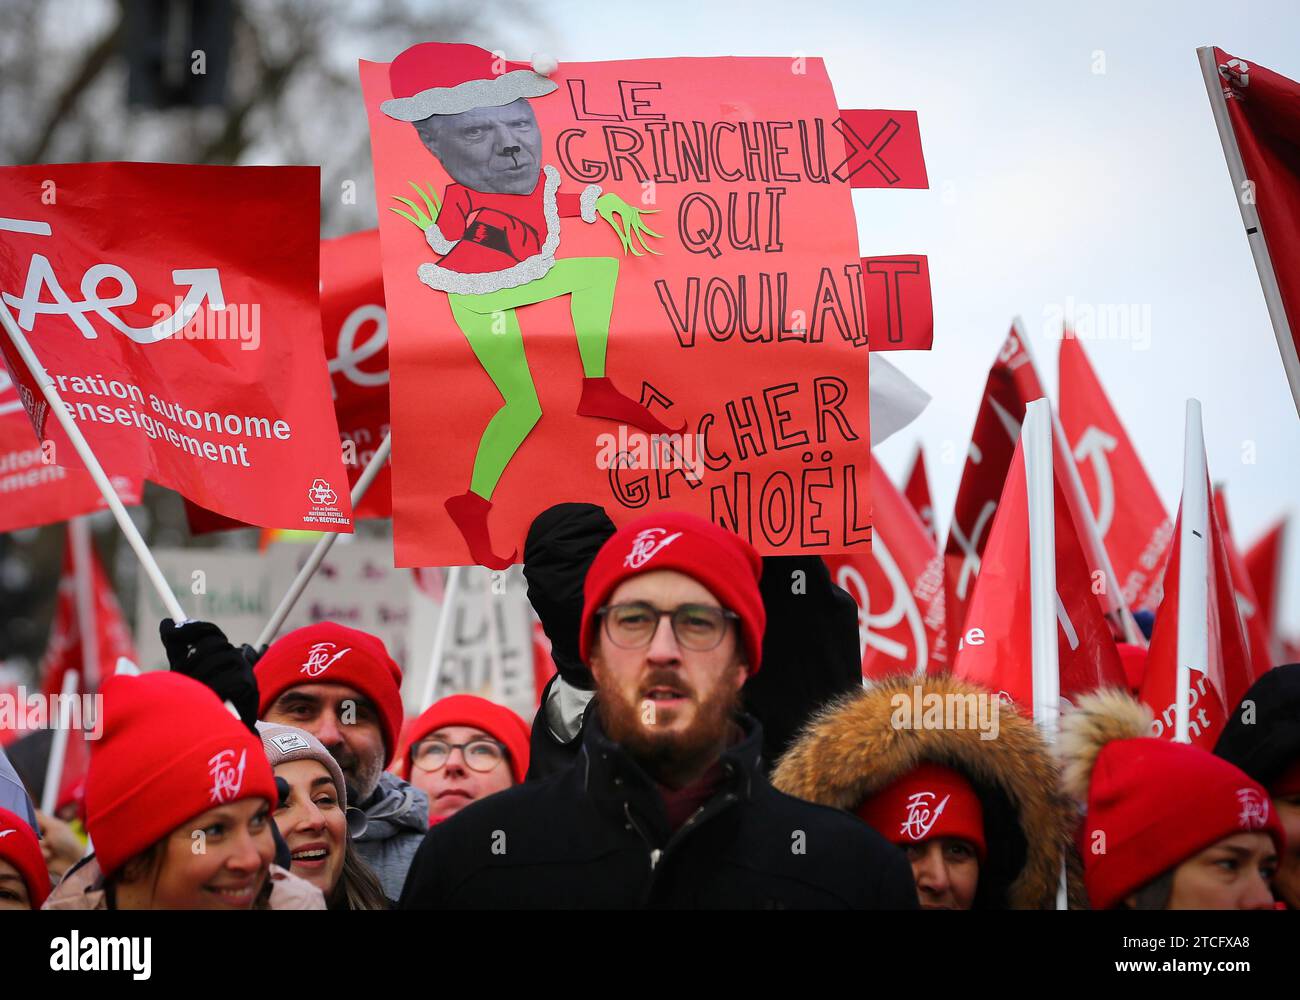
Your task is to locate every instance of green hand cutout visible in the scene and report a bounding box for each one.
[390,181,442,229]
[595,193,664,256]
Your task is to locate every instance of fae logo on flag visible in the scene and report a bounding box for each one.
[301,642,351,678]
[624,528,682,570]
[207,748,247,803]
[1218,58,1250,93]
[900,791,949,841]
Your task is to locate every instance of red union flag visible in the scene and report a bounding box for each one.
[824,453,947,680]
[34,526,136,811]
[951,428,1126,716]
[184,229,392,532]
[39,527,137,698]
[322,229,391,519]
[1138,499,1245,749]
[1245,518,1287,661]
[1059,335,1172,611]
[942,322,1046,653]
[0,163,353,531]
[1213,489,1276,677]
[1202,48,1300,414]
[0,371,141,531]
[902,442,936,546]
[362,44,895,567]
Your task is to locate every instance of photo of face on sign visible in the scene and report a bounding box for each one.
[379,42,678,570]
[413,99,543,196]
[362,43,885,571]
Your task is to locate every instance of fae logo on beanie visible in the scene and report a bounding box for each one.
[207,748,248,804]
[1236,788,1271,829]
[900,791,950,841]
[301,642,351,678]
[624,528,682,570]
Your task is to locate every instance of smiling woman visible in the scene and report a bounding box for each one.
[41,672,324,911]
[258,722,388,911]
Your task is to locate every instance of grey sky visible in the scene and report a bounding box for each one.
[530,0,1300,635]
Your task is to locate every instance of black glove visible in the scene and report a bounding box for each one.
[159,619,261,734]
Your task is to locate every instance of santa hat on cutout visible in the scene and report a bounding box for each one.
[381,42,558,122]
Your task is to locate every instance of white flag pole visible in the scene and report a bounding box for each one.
[420,566,463,711]
[254,432,391,649]
[1024,399,1061,743]
[1175,399,1211,744]
[1025,398,1070,910]
[1197,46,1300,417]
[0,303,186,624]
[40,669,80,816]
[69,517,100,691]
[1015,317,1143,645]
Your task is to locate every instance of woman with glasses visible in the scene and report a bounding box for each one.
[398,695,531,824]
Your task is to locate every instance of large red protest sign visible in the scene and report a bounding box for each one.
[0,163,353,531]
[1058,336,1171,612]
[362,44,907,567]
[825,454,946,681]
[1,371,141,532]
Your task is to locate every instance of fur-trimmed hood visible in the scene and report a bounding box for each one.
[771,673,1077,909]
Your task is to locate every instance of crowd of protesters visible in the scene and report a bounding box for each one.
[1,504,1296,911]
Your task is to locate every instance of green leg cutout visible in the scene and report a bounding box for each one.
[558,257,619,378]
[445,257,621,497]
[447,296,542,500]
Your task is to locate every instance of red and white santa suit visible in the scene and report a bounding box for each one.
[420,166,602,295]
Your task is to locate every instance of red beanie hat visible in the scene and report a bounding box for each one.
[86,672,277,878]
[579,512,766,674]
[401,695,532,784]
[856,762,987,862]
[1083,738,1287,910]
[255,623,405,765]
[1116,643,1148,694]
[0,808,51,908]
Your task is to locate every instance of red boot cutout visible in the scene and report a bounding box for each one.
[577,376,686,436]
[444,490,516,570]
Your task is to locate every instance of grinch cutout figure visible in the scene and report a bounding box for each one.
[382,43,677,568]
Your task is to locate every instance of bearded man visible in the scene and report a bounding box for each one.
[398,512,916,909]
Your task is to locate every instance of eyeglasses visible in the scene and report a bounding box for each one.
[411,738,507,773]
[597,601,740,652]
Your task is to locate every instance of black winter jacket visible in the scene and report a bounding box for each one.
[399,712,918,909]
